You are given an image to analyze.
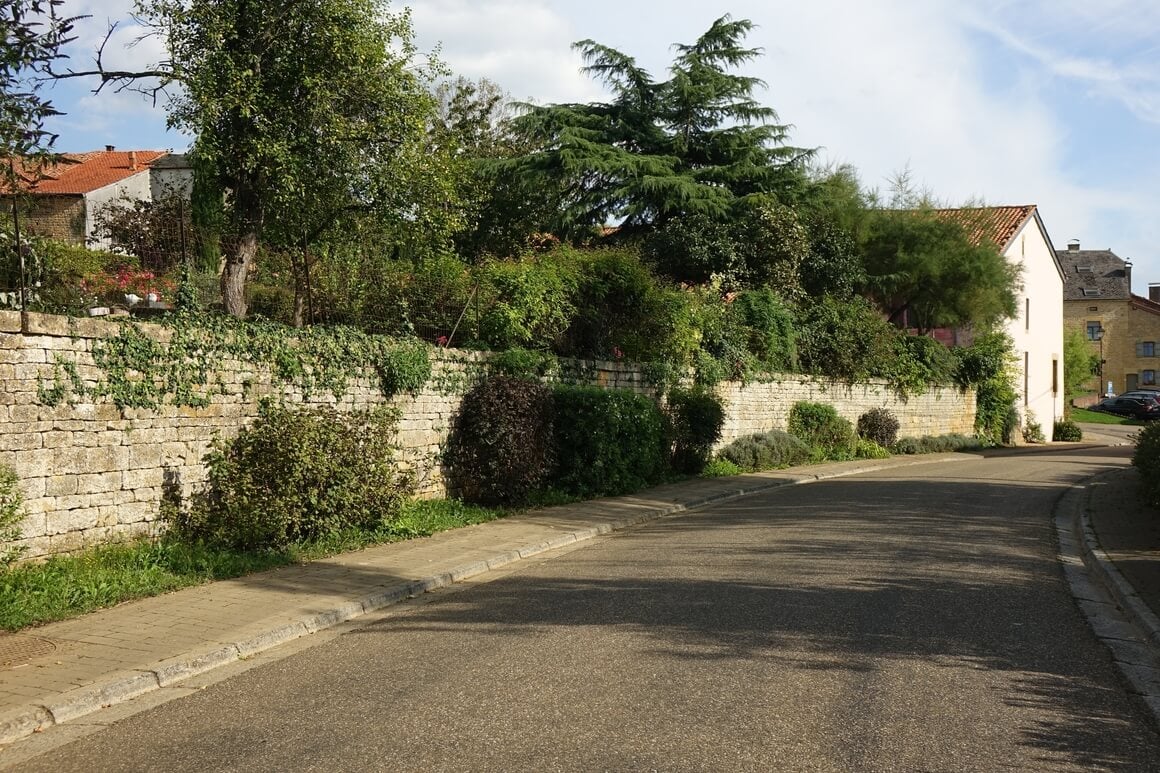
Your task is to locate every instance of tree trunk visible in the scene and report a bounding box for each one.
[220,182,263,318]
[221,231,257,317]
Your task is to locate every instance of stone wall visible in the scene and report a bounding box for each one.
[0,312,974,560]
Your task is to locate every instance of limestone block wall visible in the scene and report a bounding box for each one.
[0,312,974,560]
[716,377,975,446]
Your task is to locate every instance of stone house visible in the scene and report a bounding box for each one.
[938,205,1066,432]
[1,148,191,250]
[1057,241,1160,398]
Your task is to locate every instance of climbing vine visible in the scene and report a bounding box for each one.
[36,311,432,410]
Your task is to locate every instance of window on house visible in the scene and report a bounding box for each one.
[1139,342,1156,357]
[1087,321,1103,341]
[1082,288,1100,297]
[1077,266,1093,273]
[1145,370,1157,386]
[1025,298,1030,331]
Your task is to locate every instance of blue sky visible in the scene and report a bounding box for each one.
[45,1,1160,292]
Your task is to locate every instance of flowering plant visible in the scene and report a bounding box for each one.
[80,266,176,306]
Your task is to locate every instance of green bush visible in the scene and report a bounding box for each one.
[1053,419,1083,442]
[174,405,414,551]
[797,296,900,382]
[891,434,984,455]
[788,401,857,461]
[955,332,1018,445]
[855,437,892,459]
[489,347,558,380]
[889,334,959,395]
[730,288,797,371]
[559,247,697,365]
[551,385,668,497]
[717,430,811,472]
[445,376,555,506]
[701,458,743,477]
[1133,423,1160,506]
[666,388,726,474]
[477,255,578,350]
[1022,412,1046,444]
[0,464,27,568]
[857,408,900,448]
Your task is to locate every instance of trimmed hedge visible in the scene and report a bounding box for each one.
[1052,419,1083,442]
[667,388,726,474]
[551,385,669,497]
[788,401,857,461]
[891,434,984,455]
[1132,423,1160,506]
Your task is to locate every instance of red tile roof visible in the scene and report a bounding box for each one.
[4,150,167,195]
[932,205,1037,252]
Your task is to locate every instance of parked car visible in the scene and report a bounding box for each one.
[1118,390,1160,404]
[1091,396,1160,420]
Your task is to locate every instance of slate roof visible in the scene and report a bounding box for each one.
[3,150,167,195]
[1056,246,1130,301]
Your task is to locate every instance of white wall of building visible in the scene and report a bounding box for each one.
[1004,215,1065,434]
[83,171,154,250]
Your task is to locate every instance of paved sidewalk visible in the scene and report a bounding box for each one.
[0,454,964,749]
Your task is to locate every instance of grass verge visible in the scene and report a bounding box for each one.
[0,499,507,632]
[1070,407,1145,425]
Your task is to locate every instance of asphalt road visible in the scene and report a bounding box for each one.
[11,447,1160,772]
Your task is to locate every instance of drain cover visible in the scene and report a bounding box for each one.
[0,633,57,669]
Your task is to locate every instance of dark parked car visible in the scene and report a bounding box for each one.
[1092,396,1160,420]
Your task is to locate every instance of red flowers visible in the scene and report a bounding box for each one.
[81,266,176,304]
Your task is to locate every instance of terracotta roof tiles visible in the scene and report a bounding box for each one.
[4,150,167,195]
[933,205,1037,252]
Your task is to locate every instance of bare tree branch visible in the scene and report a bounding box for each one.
[51,21,175,104]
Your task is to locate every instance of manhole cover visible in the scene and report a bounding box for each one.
[0,633,57,669]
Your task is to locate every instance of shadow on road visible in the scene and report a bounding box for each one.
[351,469,1158,770]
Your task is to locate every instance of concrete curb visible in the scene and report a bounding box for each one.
[1075,474,1160,648]
[1058,470,1160,724]
[0,452,964,748]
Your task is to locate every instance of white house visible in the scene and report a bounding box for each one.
[940,205,1066,435]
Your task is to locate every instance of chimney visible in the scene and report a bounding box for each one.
[1125,259,1133,293]
[1067,239,1080,251]
[1149,283,1160,304]
[129,151,137,171]
[105,144,115,152]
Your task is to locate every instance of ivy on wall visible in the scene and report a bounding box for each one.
[36,312,432,410]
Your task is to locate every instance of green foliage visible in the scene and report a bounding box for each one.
[137,0,447,316]
[731,288,797,371]
[502,15,810,235]
[0,1,76,192]
[1053,419,1083,442]
[560,247,696,364]
[90,194,193,273]
[1133,423,1160,507]
[788,401,857,461]
[891,434,985,455]
[956,332,1019,445]
[489,347,559,380]
[701,458,743,477]
[0,464,27,568]
[857,408,900,448]
[445,376,555,506]
[1063,327,1099,399]
[855,438,892,459]
[173,405,414,550]
[861,208,1019,333]
[731,200,809,301]
[642,213,739,284]
[477,255,577,350]
[38,313,431,410]
[551,385,668,496]
[889,334,959,395]
[666,388,726,474]
[797,296,899,382]
[716,430,810,472]
[1022,412,1046,444]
